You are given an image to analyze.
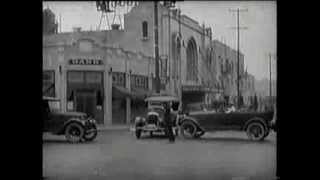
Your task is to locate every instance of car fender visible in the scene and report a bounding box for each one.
[134,116,145,126]
[243,117,268,132]
[179,116,205,132]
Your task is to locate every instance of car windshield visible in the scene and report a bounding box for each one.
[48,100,61,112]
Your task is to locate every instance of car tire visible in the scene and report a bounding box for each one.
[194,130,205,138]
[65,122,85,143]
[136,129,142,139]
[180,121,197,139]
[150,131,153,137]
[83,124,98,142]
[246,122,266,141]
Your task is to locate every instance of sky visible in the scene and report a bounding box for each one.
[43,1,277,81]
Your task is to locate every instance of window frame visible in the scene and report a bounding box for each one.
[43,70,56,97]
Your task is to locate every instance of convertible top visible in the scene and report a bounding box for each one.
[145,96,179,102]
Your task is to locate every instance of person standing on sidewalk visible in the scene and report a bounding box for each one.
[163,102,175,142]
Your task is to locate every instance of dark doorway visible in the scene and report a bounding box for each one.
[67,71,104,124]
[75,89,96,118]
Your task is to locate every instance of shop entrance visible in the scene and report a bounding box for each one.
[67,71,104,124]
[75,89,96,118]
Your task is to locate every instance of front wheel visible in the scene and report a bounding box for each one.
[246,122,266,141]
[180,121,197,139]
[83,124,98,141]
[65,123,85,143]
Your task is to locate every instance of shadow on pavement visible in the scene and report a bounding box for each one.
[188,136,273,144]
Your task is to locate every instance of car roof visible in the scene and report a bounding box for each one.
[145,96,179,102]
[43,96,60,101]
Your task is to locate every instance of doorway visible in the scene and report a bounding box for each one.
[75,89,96,118]
[67,71,104,124]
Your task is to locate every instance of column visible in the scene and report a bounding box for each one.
[104,68,112,125]
[126,71,131,125]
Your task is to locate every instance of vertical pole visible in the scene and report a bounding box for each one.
[269,53,272,105]
[59,14,61,33]
[237,8,240,108]
[154,1,160,93]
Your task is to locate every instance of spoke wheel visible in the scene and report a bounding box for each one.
[65,123,84,143]
[246,122,265,141]
[180,121,197,139]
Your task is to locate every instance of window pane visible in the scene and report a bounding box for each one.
[43,71,55,97]
[86,72,102,84]
[142,21,148,37]
[68,71,84,83]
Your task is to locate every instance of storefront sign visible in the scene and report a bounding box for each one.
[69,59,103,65]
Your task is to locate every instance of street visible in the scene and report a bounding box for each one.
[43,129,277,180]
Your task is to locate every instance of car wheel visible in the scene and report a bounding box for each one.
[194,130,205,138]
[83,124,98,141]
[180,121,197,139]
[150,131,153,137]
[65,123,85,143]
[246,122,265,141]
[136,129,142,139]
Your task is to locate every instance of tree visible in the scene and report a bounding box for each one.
[43,8,58,35]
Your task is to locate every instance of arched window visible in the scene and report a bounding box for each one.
[172,34,181,79]
[186,38,198,81]
[142,21,148,38]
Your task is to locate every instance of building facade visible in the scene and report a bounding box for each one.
[43,2,256,126]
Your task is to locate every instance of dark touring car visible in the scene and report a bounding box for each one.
[179,109,275,141]
[43,96,98,143]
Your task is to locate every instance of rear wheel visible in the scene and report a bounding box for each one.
[65,123,84,143]
[246,122,266,141]
[180,121,197,139]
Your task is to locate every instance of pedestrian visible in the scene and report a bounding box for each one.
[163,102,175,142]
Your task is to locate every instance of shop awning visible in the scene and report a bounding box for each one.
[112,86,131,99]
[131,88,153,100]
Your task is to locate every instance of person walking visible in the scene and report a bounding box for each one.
[163,102,175,142]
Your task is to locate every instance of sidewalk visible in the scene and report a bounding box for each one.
[97,124,135,131]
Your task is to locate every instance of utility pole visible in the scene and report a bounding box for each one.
[154,1,160,93]
[269,53,272,99]
[229,8,248,108]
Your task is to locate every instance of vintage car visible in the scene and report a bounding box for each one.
[134,95,180,139]
[178,107,275,141]
[43,96,98,143]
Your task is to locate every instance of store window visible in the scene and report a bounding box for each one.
[43,70,55,97]
[86,71,102,84]
[68,71,84,83]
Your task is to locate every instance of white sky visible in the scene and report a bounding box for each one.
[43,1,277,81]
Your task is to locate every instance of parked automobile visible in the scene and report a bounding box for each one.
[43,96,98,143]
[134,95,180,139]
[179,108,275,141]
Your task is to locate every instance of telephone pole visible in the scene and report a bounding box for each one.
[269,53,272,99]
[154,1,160,93]
[229,8,248,108]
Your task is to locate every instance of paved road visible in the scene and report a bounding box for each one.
[43,130,277,180]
